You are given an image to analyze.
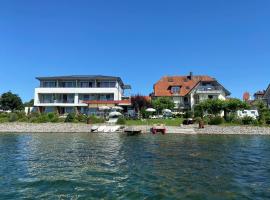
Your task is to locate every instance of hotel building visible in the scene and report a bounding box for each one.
[34,75,131,114]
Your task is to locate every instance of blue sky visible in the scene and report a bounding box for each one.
[0,0,270,102]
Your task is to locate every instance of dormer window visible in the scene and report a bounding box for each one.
[171,86,180,94]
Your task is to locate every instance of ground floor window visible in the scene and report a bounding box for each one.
[65,107,74,113]
[44,107,54,113]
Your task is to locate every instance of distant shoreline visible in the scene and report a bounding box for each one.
[0,122,270,135]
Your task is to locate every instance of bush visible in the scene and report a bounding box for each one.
[208,116,224,125]
[193,117,202,124]
[47,112,59,123]
[65,113,76,123]
[116,117,126,125]
[141,109,151,119]
[203,116,210,125]
[76,114,87,123]
[241,116,256,125]
[36,113,49,123]
[0,117,8,123]
[8,113,18,122]
[225,113,237,123]
[184,111,194,118]
[87,115,105,124]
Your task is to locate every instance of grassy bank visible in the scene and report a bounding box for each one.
[126,118,183,126]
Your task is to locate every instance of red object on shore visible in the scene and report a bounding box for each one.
[151,127,166,135]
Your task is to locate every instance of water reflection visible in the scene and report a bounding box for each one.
[0,133,270,199]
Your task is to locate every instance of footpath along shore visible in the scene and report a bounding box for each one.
[0,123,270,135]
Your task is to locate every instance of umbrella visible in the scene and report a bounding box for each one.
[146,108,156,112]
[111,106,123,111]
[99,106,111,111]
[109,111,122,117]
[163,109,172,113]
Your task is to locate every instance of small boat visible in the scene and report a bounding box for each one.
[124,127,142,136]
[110,126,120,132]
[97,125,106,132]
[91,125,99,132]
[151,124,166,135]
[104,126,112,133]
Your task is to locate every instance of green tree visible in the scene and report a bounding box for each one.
[253,100,270,124]
[0,91,23,111]
[196,99,225,116]
[223,98,249,119]
[152,97,175,113]
[24,99,34,107]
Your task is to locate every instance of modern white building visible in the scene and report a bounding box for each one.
[34,75,131,114]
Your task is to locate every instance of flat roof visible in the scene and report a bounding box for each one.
[36,75,125,86]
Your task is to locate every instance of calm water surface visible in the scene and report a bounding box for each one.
[1,133,270,199]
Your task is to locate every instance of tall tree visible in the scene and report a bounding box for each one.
[196,99,224,116]
[131,94,151,112]
[24,99,34,107]
[223,98,249,119]
[0,91,23,111]
[152,97,175,113]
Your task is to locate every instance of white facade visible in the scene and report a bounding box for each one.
[171,82,229,110]
[34,76,127,114]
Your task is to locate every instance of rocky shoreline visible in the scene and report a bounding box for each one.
[0,123,270,135]
[196,125,270,135]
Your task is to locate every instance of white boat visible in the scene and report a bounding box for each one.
[104,126,112,132]
[110,126,120,132]
[97,126,106,132]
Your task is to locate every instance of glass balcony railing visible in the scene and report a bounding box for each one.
[39,99,75,104]
[196,86,223,92]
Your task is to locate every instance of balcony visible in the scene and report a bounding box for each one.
[195,86,223,94]
[39,99,75,104]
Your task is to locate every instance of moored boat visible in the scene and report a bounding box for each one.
[124,127,142,136]
[151,124,166,135]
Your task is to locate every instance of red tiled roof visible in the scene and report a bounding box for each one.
[153,75,215,97]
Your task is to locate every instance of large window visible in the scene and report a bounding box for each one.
[42,81,56,88]
[79,94,114,101]
[80,81,93,88]
[97,81,116,88]
[59,81,76,88]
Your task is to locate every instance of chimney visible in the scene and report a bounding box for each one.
[188,72,193,80]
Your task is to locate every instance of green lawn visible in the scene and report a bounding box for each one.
[126,118,183,126]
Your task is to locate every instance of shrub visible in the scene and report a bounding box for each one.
[116,117,126,125]
[141,109,151,119]
[47,112,59,123]
[65,113,76,123]
[241,116,256,125]
[225,113,237,123]
[184,111,194,118]
[87,115,105,124]
[0,117,8,123]
[203,116,210,125]
[8,113,18,122]
[76,114,87,123]
[193,117,202,124]
[36,113,49,123]
[208,116,224,125]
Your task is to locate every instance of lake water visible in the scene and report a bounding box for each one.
[1,133,270,199]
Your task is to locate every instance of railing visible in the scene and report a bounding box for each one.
[196,86,223,92]
[38,99,75,104]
